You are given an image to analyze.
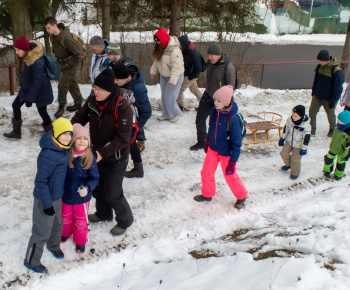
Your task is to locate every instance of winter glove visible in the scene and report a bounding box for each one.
[78,186,88,198]
[25,101,32,108]
[299,149,307,156]
[225,161,236,176]
[43,206,55,216]
[329,102,335,109]
[278,138,285,147]
[204,141,209,154]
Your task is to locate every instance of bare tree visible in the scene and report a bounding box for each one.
[169,0,182,36]
[102,0,110,40]
[8,0,33,41]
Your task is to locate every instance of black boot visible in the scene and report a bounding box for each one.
[66,103,82,112]
[125,162,144,178]
[54,105,65,118]
[194,195,212,202]
[190,141,205,151]
[3,118,22,139]
[42,122,53,133]
[234,197,246,210]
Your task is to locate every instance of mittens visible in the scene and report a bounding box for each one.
[78,186,88,197]
[299,149,307,156]
[329,102,335,109]
[43,206,55,216]
[278,138,285,147]
[204,141,209,154]
[225,160,236,176]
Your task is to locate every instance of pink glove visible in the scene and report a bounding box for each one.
[225,161,236,176]
[204,141,209,153]
[77,186,88,198]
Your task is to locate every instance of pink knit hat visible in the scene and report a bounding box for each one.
[71,123,90,146]
[213,85,234,106]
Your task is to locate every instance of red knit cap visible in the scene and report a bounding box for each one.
[154,29,170,49]
[213,85,234,106]
[14,35,30,51]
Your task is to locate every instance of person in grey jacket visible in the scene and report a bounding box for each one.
[89,36,110,85]
[190,43,236,150]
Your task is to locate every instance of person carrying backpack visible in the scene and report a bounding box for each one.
[190,43,236,151]
[194,85,248,210]
[309,49,343,137]
[4,35,53,139]
[71,69,134,236]
[44,17,84,118]
[176,34,203,111]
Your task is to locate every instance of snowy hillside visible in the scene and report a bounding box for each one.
[1,84,350,289]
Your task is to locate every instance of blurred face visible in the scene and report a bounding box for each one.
[292,111,302,122]
[90,44,104,55]
[74,136,89,152]
[58,131,72,146]
[208,54,221,64]
[107,54,121,62]
[93,85,111,101]
[317,60,330,66]
[214,98,225,111]
[115,75,131,87]
[45,23,60,35]
[15,48,25,57]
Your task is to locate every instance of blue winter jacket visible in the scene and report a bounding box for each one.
[33,131,69,209]
[205,101,242,161]
[18,41,54,108]
[62,156,99,205]
[312,57,344,104]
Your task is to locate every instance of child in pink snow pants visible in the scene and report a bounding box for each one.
[194,85,248,209]
[61,123,99,254]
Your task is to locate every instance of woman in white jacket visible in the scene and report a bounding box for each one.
[150,28,184,122]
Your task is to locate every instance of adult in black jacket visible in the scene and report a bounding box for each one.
[4,35,53,139]
[177,35,203,111]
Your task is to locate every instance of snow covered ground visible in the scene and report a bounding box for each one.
[1,84,350,289]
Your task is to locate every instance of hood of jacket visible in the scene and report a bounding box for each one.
[163,36,181,54]
[54,24,71,42]
[155,28,170,48]
[24,40,44,67]
[178,34,190,51]
[326,57,338,67]
[213,53,231,66]
[39,130,66,152]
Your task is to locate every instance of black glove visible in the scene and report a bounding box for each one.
[43,206,55,216]
[329,102,335,109]
[26,101,32,107]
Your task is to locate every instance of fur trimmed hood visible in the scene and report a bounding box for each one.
[24,40,44,67]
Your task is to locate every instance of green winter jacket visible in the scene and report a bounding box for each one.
[50,25,82,72]
[329,128,350,156]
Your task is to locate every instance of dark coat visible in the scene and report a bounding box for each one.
[33,131,69,209]
[178,35,202,80]
[71,86,133,163]
[205,101,242,162]
[62,156,99,205]
[18,41,53,108]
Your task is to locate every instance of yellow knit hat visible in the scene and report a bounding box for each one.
[52,117,73,149]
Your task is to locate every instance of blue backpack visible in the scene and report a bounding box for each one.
[43,54,61,80]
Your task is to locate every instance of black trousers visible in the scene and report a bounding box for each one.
[12,95,51,126]
[92,160,133,229]
[195,92,214,143]
[130,127,142,163]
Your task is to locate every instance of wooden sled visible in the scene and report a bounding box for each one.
[243,112,282,145]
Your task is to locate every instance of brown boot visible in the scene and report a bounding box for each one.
[3,118,22,139]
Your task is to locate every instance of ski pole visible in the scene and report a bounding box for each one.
[80,185,95,254]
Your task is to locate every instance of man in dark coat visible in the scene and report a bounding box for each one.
[177,34,203,111]
[44,16,84,118]
[190,43,236,151]
[71,69,134,236]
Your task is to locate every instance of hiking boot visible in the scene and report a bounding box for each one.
[311,130,316,137]
[137,141,145,152]
[125,162,144,178]
[334,175,342,181]
[290,175,299,180]
[194,195,212,202]
[110,225,126,236]
[190,141,205,151]
[3,118,22,139]
[66,103,82,112]
[157,116,169,121]
[24,260,47,273]
[76,244,85,254]
[88,213,112,223]
[54,105,65,118]
[42,122,53,133]
[234,197,246,210]
[61,236,69,243]
[327,129,334,137]
[281,165,291,171]
[47,247,64,259]
[324,172,331,177]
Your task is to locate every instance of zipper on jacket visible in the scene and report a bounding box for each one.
[215,111,220,145]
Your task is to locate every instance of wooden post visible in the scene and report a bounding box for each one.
[341,17,350,77]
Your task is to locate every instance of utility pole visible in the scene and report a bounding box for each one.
[341,17,350,77]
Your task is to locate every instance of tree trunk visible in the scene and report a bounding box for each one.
[42,5,51,54]
[8,0,33,41]
[169,0,182,36]
[341,17,350,78]
[102,0,110,41]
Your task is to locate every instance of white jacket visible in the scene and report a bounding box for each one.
[89,52,109,84]
[150,36,184,85]
[282,115,311,150]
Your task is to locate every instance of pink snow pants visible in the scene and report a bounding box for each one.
[201,148,248,200]
[61,202,90,245]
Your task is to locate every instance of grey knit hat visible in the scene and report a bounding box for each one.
[106,43,121,55]
[317,50,330,61]
[208,43,222,55]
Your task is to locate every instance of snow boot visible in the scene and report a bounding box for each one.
[234,197,246,210]
[24,260,47,273]
[47,247,64,259]
[323,172,331,177]
[61,236,69,243]
[3,118,22,139]
[54,105,65,118]
[76,244,85,254]
[88,213,112,223]
[125,162,144,178]
[290,175,299,180]
[42,122,53,133]
[110,225,126,236]
[66,103,82,112]
[281,165,291,171]
[327,128,334,137]
[190,141,205,151]
[194,195,212,202]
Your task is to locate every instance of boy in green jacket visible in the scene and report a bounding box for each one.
[323,110,350,180]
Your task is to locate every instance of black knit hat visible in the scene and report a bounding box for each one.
[292,105,305,118]
[112,63,130,79]
[317,50,330,61]
[94,69,115,92]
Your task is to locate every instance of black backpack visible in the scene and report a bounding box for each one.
[43,54,61,80]
[190,49,207,72]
